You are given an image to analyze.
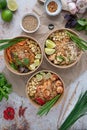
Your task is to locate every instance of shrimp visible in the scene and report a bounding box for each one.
[51,74,58,81]
[43,79,51,88]
[43,89,50,98]
[57,86,64,94]
[55,80,62,87]
[37,85,43,91]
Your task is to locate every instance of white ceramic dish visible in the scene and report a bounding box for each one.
[20,13,40,33]
[45,0,62,16]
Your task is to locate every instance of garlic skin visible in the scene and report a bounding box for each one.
[76,0,87,14]
[67,0,87,14]
[68,2,78,14]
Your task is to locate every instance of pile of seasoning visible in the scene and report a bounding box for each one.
[22,15,38,32]
[47,1,58,13]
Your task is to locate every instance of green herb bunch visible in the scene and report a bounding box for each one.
[59,91,87,130]
[75,18,87,34]
[0,73,12,101]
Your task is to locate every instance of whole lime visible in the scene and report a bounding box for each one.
[1,9,13,22]
[0,0,7,9]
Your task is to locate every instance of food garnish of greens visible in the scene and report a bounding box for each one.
[59,91,87,130]
[64,14,87,34]
[0,73,12,101]
[27,71,64,111]
[0,38,25,50]
[2,37,42,73]
[64,14,77,28]
[45,30,81,66]
[75,18,87,34]
[67,31,87,51]
[37,94,61,116]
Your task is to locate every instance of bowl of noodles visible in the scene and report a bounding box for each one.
[4,36,43,75]
[44,28,82,69]
[26,70,64,107]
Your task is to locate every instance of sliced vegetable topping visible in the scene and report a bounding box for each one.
[45,48,55,55]
[45,30,82,66]
[27,71,64,115]
[46,39,56,49]
[4,38,42,73]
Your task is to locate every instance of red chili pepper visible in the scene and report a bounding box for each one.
[35,98,45,105]
[3,107,15,120]
[19,106,27,117]
[19,106,22,117]
[21,107,27,117]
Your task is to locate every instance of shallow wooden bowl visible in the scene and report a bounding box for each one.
[44,28,82,69]
[26,70,65,107]
[4,35,43,76]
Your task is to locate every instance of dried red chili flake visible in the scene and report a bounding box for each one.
[35,98,45,105]
[3,107,15,120]
[19,106,27,117]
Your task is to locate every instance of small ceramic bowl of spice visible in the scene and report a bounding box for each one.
[20,13,40,33]
[45,0,62,16]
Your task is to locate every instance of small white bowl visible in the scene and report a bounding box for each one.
[20,13,40,33]
[45,0,62,16]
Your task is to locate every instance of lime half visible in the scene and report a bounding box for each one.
[46,39,56,49]
[7,0,18,11]
[45,48,55,55]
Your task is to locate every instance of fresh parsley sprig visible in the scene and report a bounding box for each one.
[0,73,12,101]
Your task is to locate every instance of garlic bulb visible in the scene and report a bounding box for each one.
[76,0,87,14]
[68,2,78,14]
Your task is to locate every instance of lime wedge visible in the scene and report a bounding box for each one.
[36,74,43,81]
[45,48,55,55]
[35,54,41,59]
[7,0,18,11]
[29,64,36,70]
[46,39,56,49]
[34,59,40,66]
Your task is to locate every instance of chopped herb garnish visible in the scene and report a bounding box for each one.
[23,58,30,65]
[10,62,17,70]
[56,55,65,62]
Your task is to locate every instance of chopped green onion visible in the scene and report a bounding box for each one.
[59,91,87,130]
[0,38,25,50]
[67,31,87,51]
[37,94,61,116]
